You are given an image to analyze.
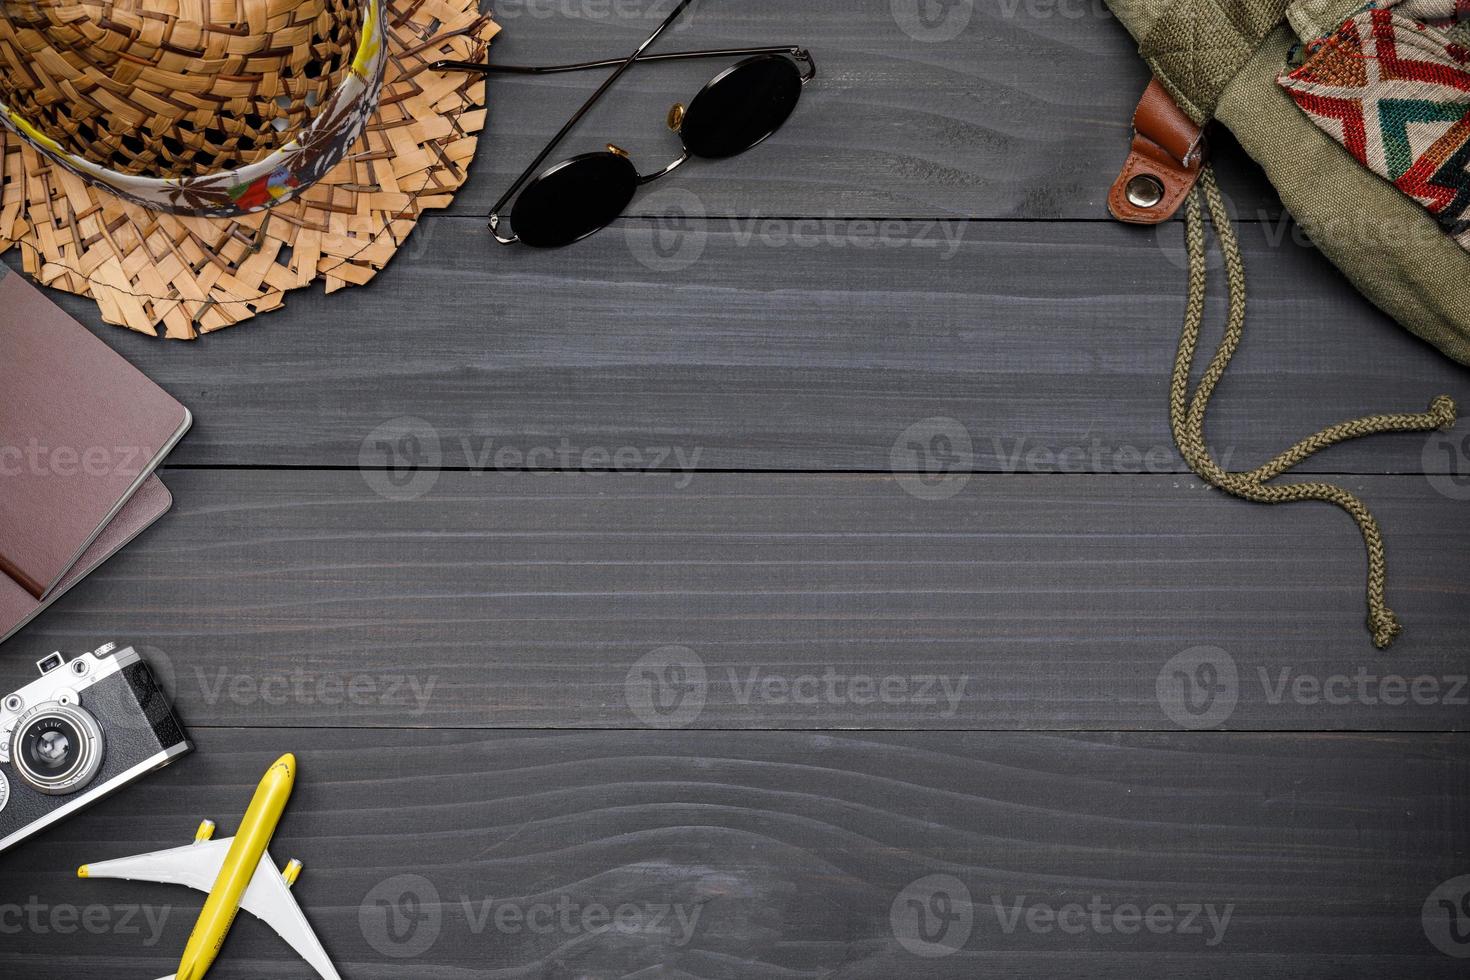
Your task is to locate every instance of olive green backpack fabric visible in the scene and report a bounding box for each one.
[1106,0,1466,646]
[1115,0,1470,361]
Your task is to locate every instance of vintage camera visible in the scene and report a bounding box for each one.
[0,642,192,853]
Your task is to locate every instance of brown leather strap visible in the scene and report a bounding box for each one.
[1108,79,1207,225]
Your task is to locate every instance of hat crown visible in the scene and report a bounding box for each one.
[0,0,365,178]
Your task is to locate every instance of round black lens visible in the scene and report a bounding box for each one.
[20,716,84,786]
[35,728,73,770]
[12,705,105,795]
[511,152,639,248]
[681,55,803,160]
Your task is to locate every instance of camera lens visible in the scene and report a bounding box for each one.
[11,704,104,795]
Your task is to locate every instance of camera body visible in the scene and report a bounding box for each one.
[0,642,191,853]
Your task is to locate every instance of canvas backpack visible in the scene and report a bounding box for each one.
[1104,0,1468,647]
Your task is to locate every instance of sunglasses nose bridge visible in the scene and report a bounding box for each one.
[606,142,683,184]
[639,150,691,185]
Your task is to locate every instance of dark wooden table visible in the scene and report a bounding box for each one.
[2,1,1469,977]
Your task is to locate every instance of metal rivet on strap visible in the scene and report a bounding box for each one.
[1125,174,1165,209]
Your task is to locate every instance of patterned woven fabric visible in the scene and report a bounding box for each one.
[1280,0,1470,249]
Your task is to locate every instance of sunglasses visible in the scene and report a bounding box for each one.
[434,0,814,247]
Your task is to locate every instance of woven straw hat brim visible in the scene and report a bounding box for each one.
[0,0,498,339]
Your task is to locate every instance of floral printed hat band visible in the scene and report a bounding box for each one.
[0,0,499,338]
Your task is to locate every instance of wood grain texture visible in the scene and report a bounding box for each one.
[447,0,1282,218]
[0,728,1465,978]
[26,216,1470,472]
[1,3,1467,977]
[4,470,1466,730]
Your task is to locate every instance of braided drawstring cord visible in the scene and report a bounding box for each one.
[1170,165,1458,649]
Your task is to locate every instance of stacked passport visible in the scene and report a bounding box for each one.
[0,267,191,644]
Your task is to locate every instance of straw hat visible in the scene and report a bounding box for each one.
[0,0,498,337]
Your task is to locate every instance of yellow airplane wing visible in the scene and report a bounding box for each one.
[79,830,341,980]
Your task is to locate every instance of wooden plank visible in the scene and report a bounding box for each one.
[449,0,1282,218]
[0,728,1464,978]
[5,470,1467,730]
[28,216,1470,472]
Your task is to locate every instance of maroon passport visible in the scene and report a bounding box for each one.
[0,268,190,642]
[0,475,172,643]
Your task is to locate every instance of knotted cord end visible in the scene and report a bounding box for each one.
[1430,395,1458,430]
[1369,608,1403,650]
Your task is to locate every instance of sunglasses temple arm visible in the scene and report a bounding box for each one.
[433,45,812,77]
[482,0,698,222]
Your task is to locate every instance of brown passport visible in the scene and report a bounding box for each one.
[0,475,172,643]
[0,267,189,642]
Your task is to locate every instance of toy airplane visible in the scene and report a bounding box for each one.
[77,753,340,980]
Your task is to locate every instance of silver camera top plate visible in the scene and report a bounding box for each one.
[0,643,134,764]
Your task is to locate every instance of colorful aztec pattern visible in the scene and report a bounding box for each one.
[1280,0,1470,247]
